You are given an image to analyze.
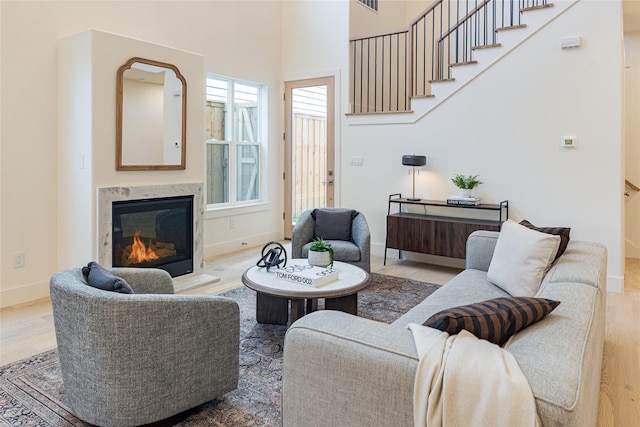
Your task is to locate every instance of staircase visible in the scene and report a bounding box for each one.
[348,0,579,124]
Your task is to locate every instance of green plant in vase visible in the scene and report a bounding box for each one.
[451,174,483,197]
[308,237,334,268]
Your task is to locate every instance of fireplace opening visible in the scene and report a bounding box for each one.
[112,195,193,277]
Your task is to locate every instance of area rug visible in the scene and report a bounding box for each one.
[0,273,440,427]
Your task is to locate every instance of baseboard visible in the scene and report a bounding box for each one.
[606,275,624,293]
[204,231,282,259]
[1,280,50,309]
[625,239,640,259]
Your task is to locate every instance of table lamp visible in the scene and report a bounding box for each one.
[402,155,427,201]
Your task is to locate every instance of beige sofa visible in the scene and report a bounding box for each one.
[282,230,607,427]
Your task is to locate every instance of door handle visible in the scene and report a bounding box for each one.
[322,180,334,185]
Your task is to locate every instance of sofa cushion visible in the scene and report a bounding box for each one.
[519,219,570,261]
[487,220,560,297]
[302,240,361,262]
[394,269,511,328]
[81,262,134,294]
[422,296,560,346]
[312,208,357,241]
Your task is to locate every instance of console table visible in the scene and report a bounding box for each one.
[384,194,508,264]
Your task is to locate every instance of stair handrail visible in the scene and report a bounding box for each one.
[626,179,640,192]
[409,0,447,27]
[438,0,493,42]
[349,0,548,114]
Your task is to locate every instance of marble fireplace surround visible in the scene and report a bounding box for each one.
[97,183,219,291]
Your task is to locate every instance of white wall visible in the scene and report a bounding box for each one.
[342,0,625,291]
[349,0,407,38]
[624,32,640,258]
[1,1,284,307]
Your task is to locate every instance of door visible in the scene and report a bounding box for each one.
[284,77,335,239]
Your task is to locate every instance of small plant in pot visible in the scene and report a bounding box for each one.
[451,174,483,198]
[308,237,334,268]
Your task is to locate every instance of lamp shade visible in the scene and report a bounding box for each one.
[402,155,427,167]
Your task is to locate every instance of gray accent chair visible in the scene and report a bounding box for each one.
[50,267,240,427]
[291,208,371,272]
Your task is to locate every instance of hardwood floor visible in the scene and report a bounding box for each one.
[1,245,638,426]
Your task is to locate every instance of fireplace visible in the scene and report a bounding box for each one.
[111,196,193,277]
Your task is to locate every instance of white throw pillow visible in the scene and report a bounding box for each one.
[487,220,561,297]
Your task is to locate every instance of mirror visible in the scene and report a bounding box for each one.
[116,57,187,170]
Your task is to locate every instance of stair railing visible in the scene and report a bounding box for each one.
[349,0,550,114]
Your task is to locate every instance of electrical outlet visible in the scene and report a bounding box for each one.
[561,136,577,148]
[230,218,236,229]
[13,252,25,268]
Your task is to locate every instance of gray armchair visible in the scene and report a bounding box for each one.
[291,208,371,272]
[49,267,240,427]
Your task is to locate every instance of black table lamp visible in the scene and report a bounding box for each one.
[402,155,427,201]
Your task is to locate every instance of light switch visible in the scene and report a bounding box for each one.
[350,156,364,166]
[560,37,581,49]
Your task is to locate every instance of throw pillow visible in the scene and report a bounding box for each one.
[423,297,561,346]
[519,219,571,261]
[312,208,357,241]
[81,262,134,294]
[487,220,560,297]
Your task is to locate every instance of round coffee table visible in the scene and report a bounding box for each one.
[242,259,370,325]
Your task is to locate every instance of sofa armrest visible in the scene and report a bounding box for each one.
[110,267,174,294]
[465,230,499,271]
[283,311,417,427]
[291,210,315,258]
[351,213,371,271]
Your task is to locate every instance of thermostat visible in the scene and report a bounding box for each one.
[561,136,577,148]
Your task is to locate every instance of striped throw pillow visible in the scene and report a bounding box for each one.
[423,297,560,346]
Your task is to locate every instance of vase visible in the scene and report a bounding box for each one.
[308,250,332,268]
[459,188,472,198]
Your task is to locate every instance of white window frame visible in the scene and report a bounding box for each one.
[205,74,268,211]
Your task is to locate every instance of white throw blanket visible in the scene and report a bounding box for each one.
[409,324,540,427]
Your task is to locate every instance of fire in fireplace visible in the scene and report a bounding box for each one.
[112,196,193,277]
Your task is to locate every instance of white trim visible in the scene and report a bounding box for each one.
[205,201,271,219]
[0,280,49,309]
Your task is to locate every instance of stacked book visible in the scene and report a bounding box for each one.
[446,196,482,206]
[274,265,339,287]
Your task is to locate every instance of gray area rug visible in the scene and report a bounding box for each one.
[0,273,439,426]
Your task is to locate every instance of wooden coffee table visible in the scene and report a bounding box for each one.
[241,259,370,325]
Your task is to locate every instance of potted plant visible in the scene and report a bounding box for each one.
[451,174,483,198]
[308,237,334,268]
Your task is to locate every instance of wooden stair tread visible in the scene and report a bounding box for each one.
[521,3,554,13]
[345,109,414,116]
[411,94,435,99]
[472,43,502,50]
[450,61,478,67]
[428,78,455,83]
[496,24,527,32]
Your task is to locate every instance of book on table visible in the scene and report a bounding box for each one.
[446,196,482,206]
[274,264,339,287]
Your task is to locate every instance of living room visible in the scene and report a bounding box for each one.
[0,0,638,425]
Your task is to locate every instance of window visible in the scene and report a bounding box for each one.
[358,0,378,12]
[206,75,265,207]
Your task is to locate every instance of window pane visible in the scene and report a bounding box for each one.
[236,144,259,201]
[206,77,229,140]
[234,82,259,142]
[206,143,229,204]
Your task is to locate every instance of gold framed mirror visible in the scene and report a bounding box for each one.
[116,57,187,170]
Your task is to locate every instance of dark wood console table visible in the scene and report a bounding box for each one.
[384,194,508,264]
